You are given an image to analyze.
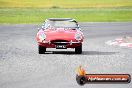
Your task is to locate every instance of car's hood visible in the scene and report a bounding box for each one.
[43,28,78,40]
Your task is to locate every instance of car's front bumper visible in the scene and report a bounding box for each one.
[38,40,82,48]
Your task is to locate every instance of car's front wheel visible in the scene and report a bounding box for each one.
[75,44,82,54]
[38,45,46,54]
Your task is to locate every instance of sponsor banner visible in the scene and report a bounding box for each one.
[76,66,131,85]
[86,74,130,83]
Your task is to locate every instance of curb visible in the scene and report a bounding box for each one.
[105,36,132,48]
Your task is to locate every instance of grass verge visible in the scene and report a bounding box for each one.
[0,0,132,8]
[0,8,132,23]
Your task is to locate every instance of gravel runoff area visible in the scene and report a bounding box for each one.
[0,22,132,88]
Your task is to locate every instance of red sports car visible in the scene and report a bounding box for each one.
[36,18,84,54]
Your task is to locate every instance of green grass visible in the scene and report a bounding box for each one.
[0,0,132,23]
[0,0,132,8]
[0,8,132,23]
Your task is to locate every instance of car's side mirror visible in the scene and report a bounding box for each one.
[76,24,81,30]
[42,26,45,29]
[41,22,46,30]
[37,28,40,31]
[76,26,81,31]
[78,28,81,31]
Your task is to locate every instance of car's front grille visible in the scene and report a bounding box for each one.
[51,40,69,45]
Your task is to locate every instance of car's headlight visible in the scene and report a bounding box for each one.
[75,33,82,40]
[39,33,46,41]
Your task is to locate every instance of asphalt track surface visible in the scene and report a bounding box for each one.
[0,22,132,88]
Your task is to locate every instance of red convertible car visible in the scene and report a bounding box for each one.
[36,18,84,54]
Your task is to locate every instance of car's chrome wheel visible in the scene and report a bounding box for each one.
[38,45,46,54]
[75,44,82,54]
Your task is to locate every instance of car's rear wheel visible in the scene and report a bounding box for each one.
[38,45,46,54]
[75,44,82,54]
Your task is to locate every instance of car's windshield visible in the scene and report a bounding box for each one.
[44,20,78,29]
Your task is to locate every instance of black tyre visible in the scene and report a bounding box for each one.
[38,45,46,54]
[75,44,82,54]
[76,75,86,85]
